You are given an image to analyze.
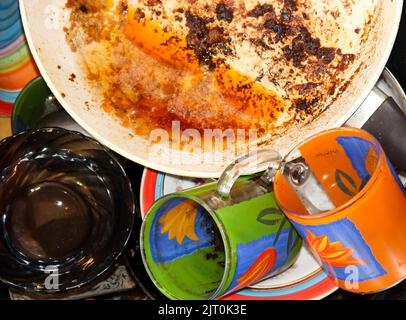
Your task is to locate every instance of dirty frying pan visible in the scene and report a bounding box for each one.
[19,0,403,177]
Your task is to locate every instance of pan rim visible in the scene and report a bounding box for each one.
[18,0,404,178]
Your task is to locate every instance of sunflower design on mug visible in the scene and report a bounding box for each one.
[158,200,199,245]
[306,231,366,268]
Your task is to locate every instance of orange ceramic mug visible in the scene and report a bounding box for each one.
[274,127,406,294]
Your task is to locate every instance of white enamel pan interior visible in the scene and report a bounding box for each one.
[20,0,403,178]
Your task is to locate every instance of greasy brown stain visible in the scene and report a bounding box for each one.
[184,10,231,69]
[216,2,234,23]
[64,0,373,143]
[247,4,276,18]
[69,73,76,82]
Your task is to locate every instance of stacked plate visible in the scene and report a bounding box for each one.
[0,0,38,116]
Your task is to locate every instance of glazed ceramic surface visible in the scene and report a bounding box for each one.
[274,127,406,294]
[11,76,87,135]
[0,0,38,116]
[141,171,302,300]
[19,0,402,177]
[140,169,337,300]
[12,76,59,133]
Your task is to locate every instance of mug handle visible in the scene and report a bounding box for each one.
[216,149,282,199]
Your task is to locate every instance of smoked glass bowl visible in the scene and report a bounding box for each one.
[0,128,135,292]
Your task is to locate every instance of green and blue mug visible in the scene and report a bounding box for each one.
[140,150,302,300]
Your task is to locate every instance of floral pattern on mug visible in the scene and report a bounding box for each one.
[235,247,277,290]
[306,231,366,268]
[292,218,387,282]
[225,215,300,294]
[158,200,199,245]
[150,198,218,263]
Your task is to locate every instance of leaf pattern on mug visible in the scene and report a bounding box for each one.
[358,146,377,191]
[286,227,295,256]
[272,216,287,246]
[236,247,277,290]
[271,216,298,258]
[335,169,357,196]
[159,200,199,245]
[365,146,378,176]
[256,208,282,226]
[306,231,366,268]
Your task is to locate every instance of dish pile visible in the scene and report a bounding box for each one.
[0,0,404,301]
